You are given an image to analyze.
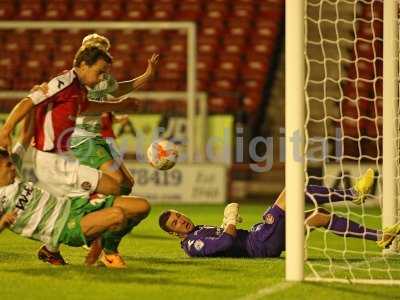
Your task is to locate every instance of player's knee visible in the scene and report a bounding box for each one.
[136,198,151,218]
[115,196,151,220]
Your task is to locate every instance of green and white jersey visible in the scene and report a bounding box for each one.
[70,74,119,148]
[0,145,71,248]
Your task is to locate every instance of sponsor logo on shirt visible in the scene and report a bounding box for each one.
[81,181,92,191]
[15,184,34,211]
[57,79,64,89]
[265,213,275,224]
[194,240,205,251]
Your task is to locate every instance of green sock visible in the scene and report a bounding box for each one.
[102,219,140,253]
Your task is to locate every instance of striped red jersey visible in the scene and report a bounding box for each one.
[28,69,89,152]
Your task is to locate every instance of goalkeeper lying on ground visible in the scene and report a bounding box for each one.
[0,115,150,268]
[159,173,400,257]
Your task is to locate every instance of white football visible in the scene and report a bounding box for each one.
[147,139,178,170]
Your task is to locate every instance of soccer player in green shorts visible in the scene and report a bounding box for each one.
[29,34,158,264]
[0,114,150,268]
[70,34,159,195]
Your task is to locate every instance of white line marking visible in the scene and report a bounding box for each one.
[237,281,295,300]
[238,257,388,300]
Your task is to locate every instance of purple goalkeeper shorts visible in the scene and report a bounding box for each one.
[246,205,286,258]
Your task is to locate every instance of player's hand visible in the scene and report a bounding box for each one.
[221,214,243,229]
[223,203,243,224]
[144,53,159,79]
[222,203,241,228]
[30,82,49,95]
[0,211,17,230]
[224,203,239,218]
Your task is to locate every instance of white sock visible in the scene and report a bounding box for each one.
[45,244,59,253]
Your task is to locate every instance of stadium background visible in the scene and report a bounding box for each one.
[0,0,287,204]
[0,0,384,204]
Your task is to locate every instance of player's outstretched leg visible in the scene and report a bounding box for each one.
[377,221,400,249]
[37,171,125,265]
[79,206,128,267]
[305,185,355,205]
[305,168,374,206]
[85,236,103,267]
[99,196,150,268]
[305,207,380,241]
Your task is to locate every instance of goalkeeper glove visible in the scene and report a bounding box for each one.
[221,203,243,229]
[377,221,400,248]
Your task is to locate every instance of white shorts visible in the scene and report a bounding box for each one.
[33,150,101,198]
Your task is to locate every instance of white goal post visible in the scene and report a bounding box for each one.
[286,0,400,284]
[0,21,203,163]
[382,0,398,234]
[285,0,305,282]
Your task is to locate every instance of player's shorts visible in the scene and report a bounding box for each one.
[58,194,115,247]
[246,205,286,258]
[71,137,122,169]
[33,150,100,198]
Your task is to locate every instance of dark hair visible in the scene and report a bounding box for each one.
[0,147,9,159]
[73,46,112,67]
[159,210,172,233]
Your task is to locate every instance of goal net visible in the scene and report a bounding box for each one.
[302,0,400,284]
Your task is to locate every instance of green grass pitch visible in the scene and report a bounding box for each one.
[0,204,399,300]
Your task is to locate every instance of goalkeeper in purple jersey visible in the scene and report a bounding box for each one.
[159,170,400,258]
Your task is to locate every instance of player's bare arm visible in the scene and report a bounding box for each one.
[112,53,159,98]
[0,211,17,233]
[19,110,35,149]
[0,97,35,151]
[85,98,141,113]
